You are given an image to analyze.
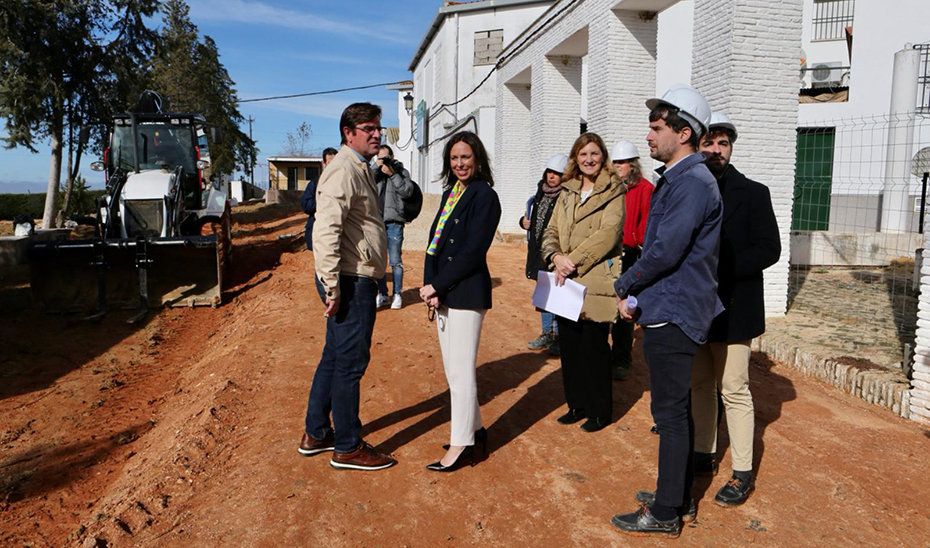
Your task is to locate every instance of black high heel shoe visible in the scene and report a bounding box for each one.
[426,445,476,472]
[442,427,488,452]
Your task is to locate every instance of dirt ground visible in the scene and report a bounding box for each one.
[3,203,930,547]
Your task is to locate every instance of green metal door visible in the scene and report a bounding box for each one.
[792,127,835,231]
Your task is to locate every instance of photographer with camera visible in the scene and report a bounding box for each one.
[372,144,417,309]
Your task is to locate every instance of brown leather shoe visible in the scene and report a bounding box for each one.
[330,441,397,471]
[297,431,335,456]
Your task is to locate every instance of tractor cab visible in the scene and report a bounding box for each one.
[105,113,208,212]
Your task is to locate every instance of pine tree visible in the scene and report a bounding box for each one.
[150,0,256,177]
[0,0,159,228]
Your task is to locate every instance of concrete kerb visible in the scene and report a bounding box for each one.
[752,335,912,419]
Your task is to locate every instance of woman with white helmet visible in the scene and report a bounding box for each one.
[520,153,569,355]
[608,140,653,382]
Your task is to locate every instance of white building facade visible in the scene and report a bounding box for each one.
[795,0,930,236]
[493,0,800,320]
[401,0,556,194]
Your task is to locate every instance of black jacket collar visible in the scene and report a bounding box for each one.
[719,164,748,223]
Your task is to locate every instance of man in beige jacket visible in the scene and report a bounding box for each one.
[298,103,396,471]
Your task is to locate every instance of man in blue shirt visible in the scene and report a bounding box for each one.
[610,85,723,538]
[301,147,338,250]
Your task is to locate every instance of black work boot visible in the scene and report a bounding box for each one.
[612,365,629,381]
[579,416,610,433]
[634,490,696,523]
[715,474,755,506]
[610,505,681,538]
[556,408,585,424]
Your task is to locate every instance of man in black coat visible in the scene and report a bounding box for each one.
[301,147,338,250]
[691,113,781,507]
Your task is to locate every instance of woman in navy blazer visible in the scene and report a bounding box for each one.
[420,131,501,471]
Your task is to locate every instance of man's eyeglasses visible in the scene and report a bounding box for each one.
[355,125,385,134]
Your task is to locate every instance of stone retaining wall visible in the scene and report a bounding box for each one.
[754,335,912,418]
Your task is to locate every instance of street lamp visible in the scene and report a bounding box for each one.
[403,92,414,114]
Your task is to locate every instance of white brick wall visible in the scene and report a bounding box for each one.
[910,226,930,423]
[530,55,583,182]
[494,0,803,343]
[495,82,533,230]
[495,0,664,235]
[691,0,800,318]
[587,10,658,148]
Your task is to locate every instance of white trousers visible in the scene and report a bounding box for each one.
[436,306,486,446]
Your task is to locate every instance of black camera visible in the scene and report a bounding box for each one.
[375,157,403,180]
[380,157,403,172]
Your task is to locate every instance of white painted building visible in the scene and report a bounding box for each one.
[492,0,799,324]
[396,0,930,422]
[657,1,930,240]
[489,0,930,285]
[399,0,556,194]
[385,81,416,177]
[396,0,798,326]
[396,0,930,235]
[794,0,930,236]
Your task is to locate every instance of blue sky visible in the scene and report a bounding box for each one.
[0,0,441,193]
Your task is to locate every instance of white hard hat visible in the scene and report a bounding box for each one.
[646,84,712,137]
[545,154,569,174]
[610,140,640,162]
[708,112,738,141]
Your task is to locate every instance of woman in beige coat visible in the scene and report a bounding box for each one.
[541,132,626,432]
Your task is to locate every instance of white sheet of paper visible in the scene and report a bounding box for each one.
[532,271,587,322]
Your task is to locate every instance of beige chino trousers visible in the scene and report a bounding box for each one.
[436,306,486,446]
[691,340,754,472]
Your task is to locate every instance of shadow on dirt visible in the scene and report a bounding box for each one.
[0,310,156,403]
[1,206,303,404]
[0,421,155,503]
[487,368,564,452]
[364,351,553,455]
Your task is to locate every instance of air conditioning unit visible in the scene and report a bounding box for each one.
[810,61,845,88]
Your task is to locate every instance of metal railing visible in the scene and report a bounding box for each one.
[811,0,855,42]
[916,43,930,114]
[788,113,930,368]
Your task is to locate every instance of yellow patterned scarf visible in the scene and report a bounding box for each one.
[427,180,465,256]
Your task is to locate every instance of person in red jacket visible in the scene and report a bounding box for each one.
[609,140,653,381]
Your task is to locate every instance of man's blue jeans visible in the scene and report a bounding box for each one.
[305,275,378,452]
[377,222,404,296]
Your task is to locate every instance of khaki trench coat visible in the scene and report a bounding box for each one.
[541,168,626,323]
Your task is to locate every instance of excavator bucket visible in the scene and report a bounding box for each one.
[28,235,222,314]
